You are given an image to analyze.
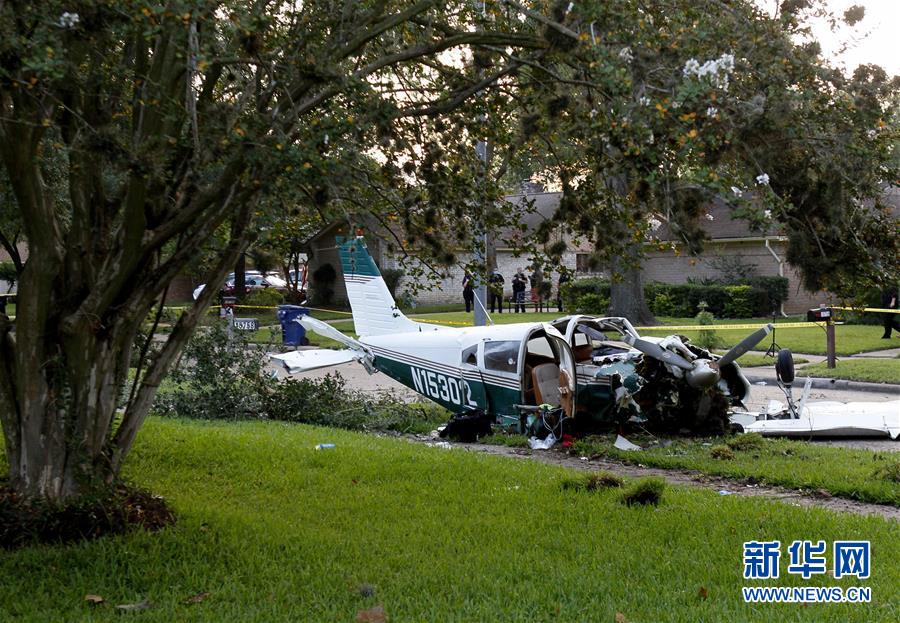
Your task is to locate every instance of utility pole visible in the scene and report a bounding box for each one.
[473,0,491,327]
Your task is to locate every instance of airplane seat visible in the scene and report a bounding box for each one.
[523,364,536,403]
[532,363,561,406]
[572,344,592,363]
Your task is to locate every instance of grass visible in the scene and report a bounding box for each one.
[800,359,900,384]
[374,311,894,356]
[2,417,899,621]
[571,433,900,506]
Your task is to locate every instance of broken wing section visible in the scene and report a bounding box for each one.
[270,349,361,374]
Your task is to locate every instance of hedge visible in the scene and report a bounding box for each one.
[563,276,789,318]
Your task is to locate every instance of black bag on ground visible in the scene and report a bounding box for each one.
[439,410,493,443]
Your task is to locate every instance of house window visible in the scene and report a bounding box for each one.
[576,253,594,272]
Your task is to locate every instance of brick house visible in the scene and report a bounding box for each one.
[304,190,860,314]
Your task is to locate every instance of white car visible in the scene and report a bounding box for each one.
[192,271,288,300]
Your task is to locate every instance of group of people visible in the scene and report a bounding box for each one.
[462,267,571,314]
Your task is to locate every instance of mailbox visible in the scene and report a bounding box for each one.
[807,306,832,322]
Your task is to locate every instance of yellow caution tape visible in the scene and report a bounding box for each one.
[637,322,824,331]
[409,317,471,326]
[832,306,900,314]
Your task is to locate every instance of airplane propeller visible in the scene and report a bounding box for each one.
[623,324,774,389]
[717,324,773,367]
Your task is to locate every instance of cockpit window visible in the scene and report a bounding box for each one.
[483,340,519,373]
[461,345,478,365]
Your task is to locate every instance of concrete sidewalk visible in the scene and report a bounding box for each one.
[739,350,900,395]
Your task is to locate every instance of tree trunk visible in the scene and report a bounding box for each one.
[608,243,657,326]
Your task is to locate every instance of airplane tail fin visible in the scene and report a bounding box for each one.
[336,236,421,337]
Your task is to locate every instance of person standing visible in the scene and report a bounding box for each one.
[512,268,527,313]
[529,265,544,312]
[462,271,474,313]
[488,268,505,313]
[557,268,570,312]
[881,285,900,338]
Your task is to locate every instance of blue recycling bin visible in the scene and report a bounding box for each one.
[277,305,310,346]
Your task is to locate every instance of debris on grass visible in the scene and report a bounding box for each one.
[356,604,387,622]
[0,481,175,550]
[726,432,766,451]
[84,595,105,605]
[614,435,642,452]
[709,444,735,460]
[358,583,376,598]
[621,477,666,506]
[115,600,152,611]
[184,591,211,604]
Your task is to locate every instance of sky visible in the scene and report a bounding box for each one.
[809,0,900,76]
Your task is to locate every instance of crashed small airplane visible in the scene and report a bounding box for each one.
[273,236,777,436]
[729,352,900,439]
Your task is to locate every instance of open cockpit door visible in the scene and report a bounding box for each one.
[520,325,576,420]
[459,343,488,411]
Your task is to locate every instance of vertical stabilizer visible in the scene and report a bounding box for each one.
[336,236,421,337]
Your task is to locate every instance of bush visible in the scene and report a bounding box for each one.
[649,292,676,316]
[726,432,767,451]
[243,287,285,309]
[621,477,666,506]
[694,303,723,350]
[709,445,735,460]
[154,322,448,433]
[562,277,610,313]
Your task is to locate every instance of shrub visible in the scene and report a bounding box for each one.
[726,432,767,451]
[154,322,448,434]
[649,292,676,316]
[709,444,735,460]
[243,287,285,309]
[693,302,723,350]
[574,292,610,314]
[723,285,754,318]
[562,277,610,313]
[621,477,666,506]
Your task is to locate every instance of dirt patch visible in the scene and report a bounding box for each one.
[1,481,176,550]
[413,439,900,521]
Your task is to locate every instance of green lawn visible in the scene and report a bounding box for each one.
[800,359,900,385]
[570,434,900,506]
[393,311,892,356]
[2,418,898,621]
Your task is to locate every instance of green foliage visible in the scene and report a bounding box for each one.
[621,477,666,506]
[154,322,446,434]
[565,278,788,318]
[380,267,405,301]
[243,288,285,309]
[3,419,900,622]
[693,303,723,350]
[572,434,900,505]
[709,444,735,460]
[726,432,767,451]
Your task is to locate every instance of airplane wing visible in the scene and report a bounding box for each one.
[270,349,360,374]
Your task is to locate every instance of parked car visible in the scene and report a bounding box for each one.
[192,271,289,300]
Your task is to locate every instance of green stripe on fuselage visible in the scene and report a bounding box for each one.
[374,355,521,415]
